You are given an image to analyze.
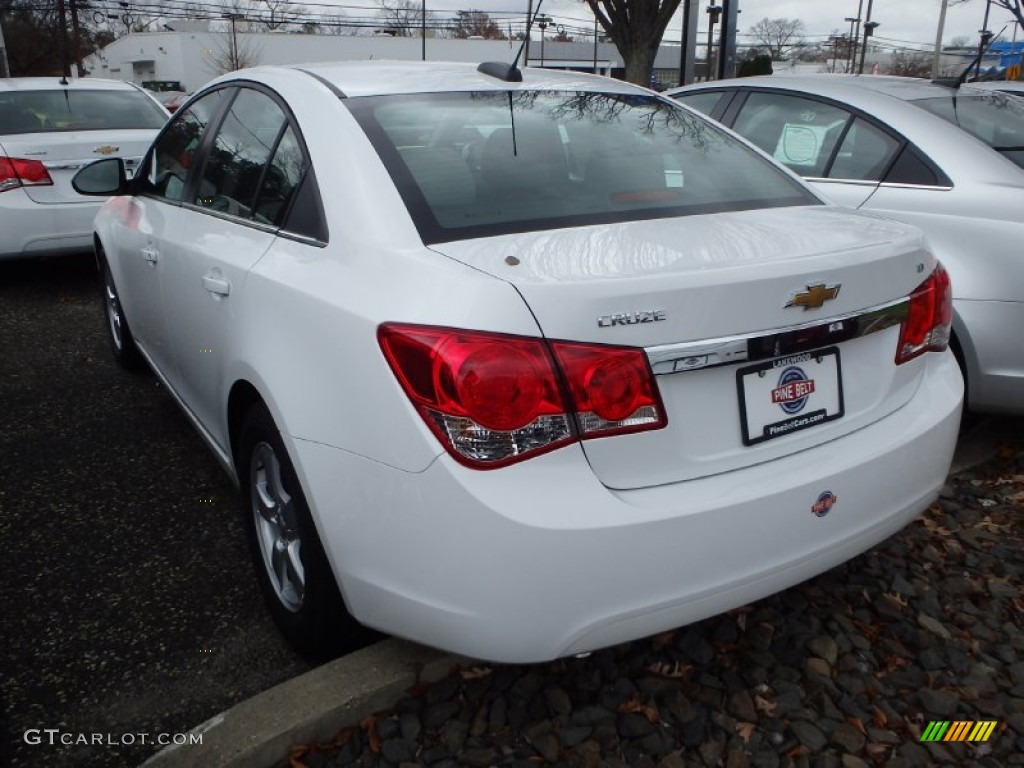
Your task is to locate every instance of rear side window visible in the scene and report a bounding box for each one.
[828,118,900,181]
[346,91,817,244]
[912,90,1024,170]
[732,92,852,177]
[674,91,728,117]
[0,89,167,135]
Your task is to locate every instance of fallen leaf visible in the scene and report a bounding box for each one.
[735,722,756,743]
[617,694,661,724]
[785,745,810,758]
[289,744,309,759]
[872,709,887,728]
[754,695,777,716]
[848,716,867,735]
[406,681,431,698]
[866,743,891,760]
[460,665,493,680]
[883,592,908,609]
[646,660,692,679]
[331,727,354,748]
[360,715,381,754]
[289,759,307,768]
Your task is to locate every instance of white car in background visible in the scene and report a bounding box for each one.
[73,62,962,663]
[669,75,1024,415]
[0,77,167,260]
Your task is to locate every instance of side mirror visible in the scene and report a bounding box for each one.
[72,158,130,196]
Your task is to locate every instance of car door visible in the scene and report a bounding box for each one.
[158,85,305,451]
[726,91,902,209]
[112,89,229,378]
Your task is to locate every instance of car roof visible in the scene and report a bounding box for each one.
[0,76,145,93]
[673,74,963,102]
[234,60,647,99]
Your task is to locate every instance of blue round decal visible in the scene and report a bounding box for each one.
[773,365,813,415]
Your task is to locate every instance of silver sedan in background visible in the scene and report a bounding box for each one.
[668,75,1024,415]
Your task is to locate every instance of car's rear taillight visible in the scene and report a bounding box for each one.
[896,263,953,365]
[0,157,54,193]
[378,324,667,468]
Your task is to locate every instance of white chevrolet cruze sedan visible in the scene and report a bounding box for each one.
[74,62,963,663]
[0,77,167,260]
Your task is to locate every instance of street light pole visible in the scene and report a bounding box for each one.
[844,16,860,72]
[537,15,551,67]
[705,5,722,81]
[858,0,875,75]
[421,0,426,60]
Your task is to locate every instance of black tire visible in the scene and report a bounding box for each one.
[238,402,372,661]
[98,252,145,371]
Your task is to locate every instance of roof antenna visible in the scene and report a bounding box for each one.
[478,0,546,83]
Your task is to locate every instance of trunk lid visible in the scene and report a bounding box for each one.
[431,206,937,489]
[0,129,155,204]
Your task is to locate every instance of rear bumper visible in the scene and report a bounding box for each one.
[956,298,1024,415]
[290,351,963,663]
[0,189,98,259]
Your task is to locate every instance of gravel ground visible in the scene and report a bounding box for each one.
[0,255,311,767]
[283,426,1024,768]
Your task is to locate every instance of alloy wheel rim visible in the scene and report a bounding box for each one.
[104,269,124,351]
[250,442,305,612]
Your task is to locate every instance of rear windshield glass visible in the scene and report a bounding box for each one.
[346,91,818,244]
[911,90,1024,170]
[0,89,167,135]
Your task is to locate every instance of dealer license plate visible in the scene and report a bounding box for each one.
[737,348,844,446]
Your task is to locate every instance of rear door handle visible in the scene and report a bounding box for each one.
[141,245,159,264]
[202,273,231,297]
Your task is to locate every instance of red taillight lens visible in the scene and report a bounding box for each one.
[550,341,667,437]
[896,263,953,365]
[0,156,54,193]
[378,324,667,468]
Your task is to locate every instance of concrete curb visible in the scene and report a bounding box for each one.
[141,639,456,768]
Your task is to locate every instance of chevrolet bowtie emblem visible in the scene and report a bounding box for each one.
[94,145,120,155]
[786,283,841,310]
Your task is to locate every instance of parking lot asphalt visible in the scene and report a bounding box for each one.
[0,255,313,767]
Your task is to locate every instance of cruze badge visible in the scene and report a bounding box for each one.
[94,145,120,155]
[597,309,666,328]
[786,283,840,310]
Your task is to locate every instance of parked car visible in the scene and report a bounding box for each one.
[73,62,962,663]
[0,77,168,260]
[155,89,190,114]
[668,75,1024,416]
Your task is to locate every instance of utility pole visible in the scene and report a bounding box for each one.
[932,0,949,78]
[0,9,10,78]
[717,0,738,80]
[524,0,533,66]
[70,0,85,76]
[57,0,71,80]
[976,0,993,81]
[858,0,875,75]
[678,0,699,86]
[421,0,426,60]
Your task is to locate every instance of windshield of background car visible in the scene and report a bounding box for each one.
[0,89,167,135]
[911,90,1024,170]
[346,90,818,244]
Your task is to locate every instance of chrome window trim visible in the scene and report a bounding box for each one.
[646,296,910,375]
[804,176,879,187]
[878,181,954,191]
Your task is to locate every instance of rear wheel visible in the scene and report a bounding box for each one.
[238,402,371,660]
[99,253,144,370]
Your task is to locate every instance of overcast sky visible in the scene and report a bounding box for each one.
[413,1,1019,51]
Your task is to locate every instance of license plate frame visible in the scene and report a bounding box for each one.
[737,347,844,446]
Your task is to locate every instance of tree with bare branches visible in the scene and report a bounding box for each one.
[747,17,805,61]
[582,0,684,86]
[451,10,503,39]
[377,0,435,37]
[952,0,1024,32]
